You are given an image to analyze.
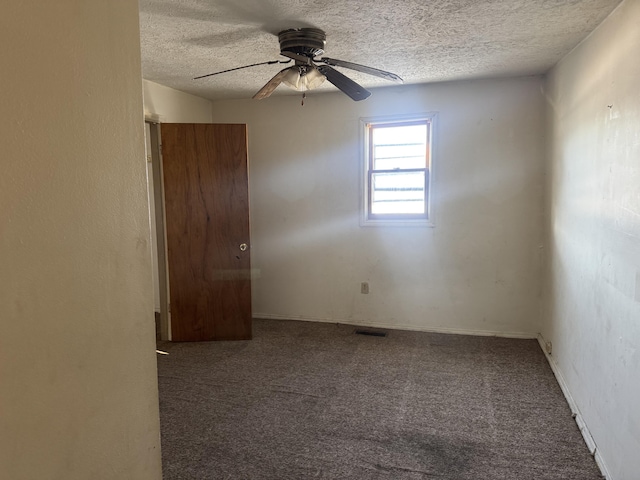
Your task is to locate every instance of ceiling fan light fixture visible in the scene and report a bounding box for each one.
[196,27,402,102]
[282,65,326,91]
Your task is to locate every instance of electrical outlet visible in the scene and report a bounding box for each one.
[545,341,553,355]
[361,282,369,294]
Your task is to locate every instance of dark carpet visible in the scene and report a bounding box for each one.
[157,319,602,479]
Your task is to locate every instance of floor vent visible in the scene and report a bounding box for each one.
[354,329,387,337]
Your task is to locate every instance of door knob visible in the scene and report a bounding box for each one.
[239,243,248,252]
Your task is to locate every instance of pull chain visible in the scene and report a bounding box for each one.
[301,92,306,106]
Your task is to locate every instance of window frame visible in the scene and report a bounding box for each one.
[360,113,437,227]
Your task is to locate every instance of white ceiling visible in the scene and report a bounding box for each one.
[139,0,621,102]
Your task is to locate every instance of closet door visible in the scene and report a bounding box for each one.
[161,123,251,341]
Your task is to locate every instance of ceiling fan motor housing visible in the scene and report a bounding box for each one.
[278,28,326,58]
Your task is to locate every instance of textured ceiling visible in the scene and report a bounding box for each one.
[139,0,622,101]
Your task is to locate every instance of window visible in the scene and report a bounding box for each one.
[361,114,435,226]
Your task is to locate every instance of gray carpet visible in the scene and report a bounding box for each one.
[157,319,602,479]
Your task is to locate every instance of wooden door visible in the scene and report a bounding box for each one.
[160,123,251,341]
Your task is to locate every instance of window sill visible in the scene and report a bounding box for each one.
[360,217,435,228]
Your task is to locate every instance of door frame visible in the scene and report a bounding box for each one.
[145,120,171,341]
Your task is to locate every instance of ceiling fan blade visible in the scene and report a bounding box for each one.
[194,60,290,80]
[252,67,294,100]
[319,58,403,83]
[316,65,371,101]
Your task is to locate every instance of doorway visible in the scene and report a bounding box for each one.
[145,121,170,340]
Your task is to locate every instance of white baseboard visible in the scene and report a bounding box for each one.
[536,334,612,480]
[253,313,537,339]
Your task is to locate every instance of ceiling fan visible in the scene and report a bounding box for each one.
[194,28,403,101]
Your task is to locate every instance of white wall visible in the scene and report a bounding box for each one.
[211,77,545,337]
[143,79,213,123]
[541,1,640,478]
[0,2,162,479]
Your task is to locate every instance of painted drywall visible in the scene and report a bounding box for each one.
[143,79,213,123]
[0,2,162,479]
[211,77,545,336]
[541,1,640,478]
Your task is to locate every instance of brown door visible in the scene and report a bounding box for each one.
[160,123,251,341]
